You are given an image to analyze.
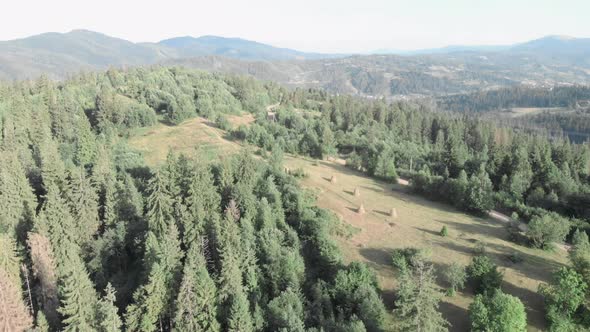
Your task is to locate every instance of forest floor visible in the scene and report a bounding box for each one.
[129,114,568,332]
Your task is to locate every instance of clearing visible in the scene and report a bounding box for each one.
[129,115,568,331]
[283,156,567,331]
[129,117,244,165]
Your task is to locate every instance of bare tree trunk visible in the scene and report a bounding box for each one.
[21,264,34,315]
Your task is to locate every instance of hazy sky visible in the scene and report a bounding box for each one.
[2,0,589,53]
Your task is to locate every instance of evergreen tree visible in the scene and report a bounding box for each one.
[394,259,448,332]
[67,168,100,244]
[266,288,306,332]
[226,290,253,332]
[96,283,123,332]
[174,244,220,332]
[146,171,173,238]
[57,244,100,332]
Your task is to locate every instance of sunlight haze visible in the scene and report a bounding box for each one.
[2,0,589,53]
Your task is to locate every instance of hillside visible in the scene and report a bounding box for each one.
[169,52,590,97]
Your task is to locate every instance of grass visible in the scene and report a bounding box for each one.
[128,117,246,165]
[504,107,567,118]
[283,156,567,332]
[128,114,568,331]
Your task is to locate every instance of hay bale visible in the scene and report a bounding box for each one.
[390,208,398,218]
[353,187,360,197]
[358,203,365,214]
[330,175,337,184]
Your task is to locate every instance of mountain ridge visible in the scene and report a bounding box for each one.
[1,30,590,98]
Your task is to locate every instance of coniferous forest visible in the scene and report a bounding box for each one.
[2,66,590,331]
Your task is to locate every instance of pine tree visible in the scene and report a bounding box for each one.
[394,259,449,332]
[67,168,100,244]
[36,184,79,262]
[39,139,67,190]
[125,263,168,332]
[226,290,253,332]
[96,283,122,332]
[174,244,220,332]
[35,311,50,332]
[266,288,306,332]
[0,150,36,238]
[146,171,173,238]
[125,223,183,332]
[57,243,100,332]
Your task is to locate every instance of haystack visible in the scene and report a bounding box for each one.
[358,203,366,214]
[390,208,398,218]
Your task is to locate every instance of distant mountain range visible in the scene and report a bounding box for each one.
[0,29,339,79]
[1,30,589,98]
[372,35,590,58]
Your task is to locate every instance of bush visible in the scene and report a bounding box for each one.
[391,247,429,273]
[468,255,503,294]
[526,214,570,249]
[440,226,448,237]
[215,115,232,131]
[508,252,523,264]
[290,168,308,178]
[443,262,467,296]
[469,290,527,332]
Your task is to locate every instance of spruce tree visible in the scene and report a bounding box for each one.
[174,244,220,332]
[394,259,449,332]
[57,243,100,332]
[96,283,122,332]
[146,171,173,238]
[67,168,100,244]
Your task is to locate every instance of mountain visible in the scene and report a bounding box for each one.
[157,35,333,60]
[0,30,334,79]
[373,36,590,66]
[1,30,590,98]
[372,44,510,55]
[0,30,168,79]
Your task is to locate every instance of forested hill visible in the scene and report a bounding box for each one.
[436,85,590,113]
[434,85,590,142]
[0,68,388,331]
[166,53,590,98]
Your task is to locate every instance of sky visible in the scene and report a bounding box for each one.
[2,0,589,53]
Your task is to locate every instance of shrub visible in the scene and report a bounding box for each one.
[469,290,527,332]
[290,168,308,178]
[468,255,503,294]
[443,262,467,296]
[508,252,523,264]
[391,247,429,273]
[215,115,232,131]
[526,214,570,249]
[440,226,448,237]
